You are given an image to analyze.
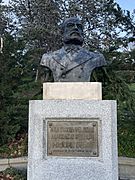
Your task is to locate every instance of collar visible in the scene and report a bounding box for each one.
[63,44,82,54]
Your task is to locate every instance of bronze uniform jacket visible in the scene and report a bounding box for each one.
[40,46,106,82]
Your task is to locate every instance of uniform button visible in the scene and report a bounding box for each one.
[61,74,66,78]
[81,67,83,70]
[78,76,81,78]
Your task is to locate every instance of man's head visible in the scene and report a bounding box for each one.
[61,17,84,45]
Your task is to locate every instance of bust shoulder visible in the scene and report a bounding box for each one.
[79,48,106,67]
[80,48,102,56]
[40,48,64,67]
[41,49,61,59]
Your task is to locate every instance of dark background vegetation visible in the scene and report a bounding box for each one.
[0,0,135,158]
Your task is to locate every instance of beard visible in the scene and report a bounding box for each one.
[63,31,84,45]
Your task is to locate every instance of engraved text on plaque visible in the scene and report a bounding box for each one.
[47,120,99,157]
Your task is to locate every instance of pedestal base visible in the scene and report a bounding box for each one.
[28,100,118,180]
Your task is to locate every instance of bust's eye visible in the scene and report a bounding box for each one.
[77,24,83,30]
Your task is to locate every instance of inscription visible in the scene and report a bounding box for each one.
[47,120,99,157]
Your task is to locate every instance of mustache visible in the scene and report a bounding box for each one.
[70,31,82,36]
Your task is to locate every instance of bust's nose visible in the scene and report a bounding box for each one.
[70,23,78,30]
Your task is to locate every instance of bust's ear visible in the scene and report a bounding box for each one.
[59,24,64,43]
[60,23,64,35]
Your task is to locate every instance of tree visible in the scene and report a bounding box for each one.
[0,33,24,144]
[0,2,41,145]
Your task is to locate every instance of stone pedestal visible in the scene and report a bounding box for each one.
[28,83,118,180]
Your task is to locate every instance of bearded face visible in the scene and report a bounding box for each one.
[62,17,84,45]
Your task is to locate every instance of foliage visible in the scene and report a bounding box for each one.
[91,50,135,157]
[0,167,27,180]
[117,83,135,157]
[0,133,27,158]
[0,5,42,145]
[0,33,22,144]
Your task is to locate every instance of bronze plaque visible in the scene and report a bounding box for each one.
[47,120,99,157]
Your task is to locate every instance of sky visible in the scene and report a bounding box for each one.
[2,0,135,12]
[116,0,135,12]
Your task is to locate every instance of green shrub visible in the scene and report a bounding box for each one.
[0,167,27,180]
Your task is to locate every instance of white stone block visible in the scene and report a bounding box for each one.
[43,82,102,100]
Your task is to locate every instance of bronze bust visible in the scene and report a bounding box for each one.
[40,17,106,82]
